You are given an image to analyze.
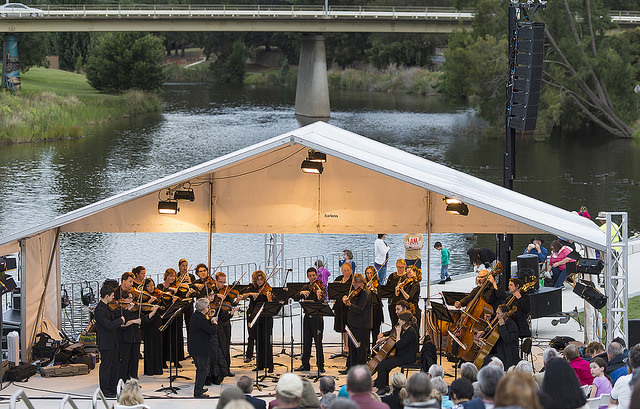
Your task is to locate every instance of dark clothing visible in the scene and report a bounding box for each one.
[347,289,372,367]
[188,310,218,356]
[371,286,384,345]
[459,284,505,311]
[193,354,210,397]
[351,392,391,409]
[467,247,496,267]
[297,283,326,369]
[244,284,274,371]
[463,398,486,409]
[381,389,404,409]
[386,273,405,326]
[332,275,353,333]
[157,282,185,364]
[142,310,163,375]
[494,318,520,369]
[506,293,531,337]
[95,301,122,396]
[606,354,627,377]
[374,326,417,389]
[245,394,267,409]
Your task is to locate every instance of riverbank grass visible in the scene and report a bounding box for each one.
[1,67,162,144]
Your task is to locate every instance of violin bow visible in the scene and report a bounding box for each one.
[206,259,225,299]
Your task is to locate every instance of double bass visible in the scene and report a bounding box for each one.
[471,280,535,368]
[447,262,503,361]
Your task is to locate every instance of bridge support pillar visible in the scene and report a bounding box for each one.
[295,34,330,118]
[2,34,21,92]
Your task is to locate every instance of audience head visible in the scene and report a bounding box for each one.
[346,365,372,394]
[320,393,336,409]
[449,377,474,404]
[563,344,580,361]
[406,372,433,403]
[315,260,325,269]
[460,362,479,382]
[550,240,562,253]
[590,357,607,379]
[542,347,558,366]
[585,341,605,357]
[390,372,408,402]
[319,376,335,395]
[118,379,143,406]
[515,360,534,375]
[494,371,541,409]
[218,386,245,409]
[276,373,304,408]
[328,399,358,409]
[342,249,354,260]
[628,344,640,371]
[612,337,627,349]
[608,341,624,360]
[223,400,253,409]
[489,356,504,372]
[541,358,586,409]
[429,389,443,404]
[431,376,448,396]
[428,363,445,379]
[477,365,505,401]
[434,241,443,249]
[236,375,253,394]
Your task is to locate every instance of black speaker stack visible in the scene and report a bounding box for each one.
[517,253,539,291]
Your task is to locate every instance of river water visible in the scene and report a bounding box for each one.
[1,83,639,285]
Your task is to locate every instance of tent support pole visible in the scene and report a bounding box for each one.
[426,191,432,301]
[30,227,60,357]
[208,178,214,269]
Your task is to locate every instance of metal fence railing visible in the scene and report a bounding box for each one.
[60,280,100,340]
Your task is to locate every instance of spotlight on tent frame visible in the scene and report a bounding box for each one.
[158,200,179,215]
[174,188,195,202]
[301,160,323,174]
[444,197,469,216]
[307,150,327,163]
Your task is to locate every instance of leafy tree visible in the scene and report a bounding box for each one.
[368,34,435,68]
[209,40,250,83]
[84,32,164,93]
[54,33,91,72]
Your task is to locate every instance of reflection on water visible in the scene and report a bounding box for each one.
[1,83,638,284]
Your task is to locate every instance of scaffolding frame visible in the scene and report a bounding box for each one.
[605,212,628,344]
[265,233,285,286]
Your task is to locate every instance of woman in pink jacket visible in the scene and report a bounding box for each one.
[547,239,575,288]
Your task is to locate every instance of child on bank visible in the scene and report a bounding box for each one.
[434,242,451,284]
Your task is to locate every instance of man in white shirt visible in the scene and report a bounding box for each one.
[611,345,640,409]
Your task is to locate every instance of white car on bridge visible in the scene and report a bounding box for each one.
[0,3,44,17]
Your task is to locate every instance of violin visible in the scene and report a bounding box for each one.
[396,277,416,292]
[311,279,325,294]
[150,288,177,304]
[367,276,379,290]
[129,287,158,303]
[107,300,164,312]
[344,286,363,306]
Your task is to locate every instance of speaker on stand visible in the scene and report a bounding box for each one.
[517,254,540,290]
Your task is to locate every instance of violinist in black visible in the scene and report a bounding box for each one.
[333,262,354,355]
[295,267,326,372]
[177,258,196,337]
[206,267,239,375]
[506,278,531,338]
[373,312,418,394]
[157,268,185,366]
[365,265,384,345]
[240,270,274,372]
[386,259,407,326]
[395,265,422,330]
[95,285,125,398]
[132,265,147,291]
[141,278,164,376]
[344,273,372,369]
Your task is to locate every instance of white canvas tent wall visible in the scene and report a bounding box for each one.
[0,121,606,361]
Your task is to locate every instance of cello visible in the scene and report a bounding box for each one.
[368,320,412,375]
[471,280,535,368]
[447,262,503,361]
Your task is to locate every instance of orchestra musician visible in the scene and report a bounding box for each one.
[343,273,372,371]
[395,265,421,330]
[295,267,326,373]
[113,272,135,301]
[373,312,418,395]
[386,259,407,326]
[157,268,186,367]
[333,262,354,355]
[365,265,384,345]
[188,297,220,398]
[240,270,275,373]
[177,258,196,337]
[506,278,531,338]
[132,266,146,291]
[475,304,519,369]
[212,269,239,376]
[115,290,155,381]
[454,268,505,311]
[377,300,418,342]
[95,284,126,398]
[141,278,164,375]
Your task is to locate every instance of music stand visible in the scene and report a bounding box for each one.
[430,301,456,366]
[299,301,334,382]
[441,291,467,306]
[274,285,298,357]
[250,301,283,383]
[328,283,351,358]
[156,299,191,393]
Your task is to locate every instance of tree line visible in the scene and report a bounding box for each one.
[6,0,640,138]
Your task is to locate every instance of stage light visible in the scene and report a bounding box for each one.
[173,189,195,202]
[301,160,323,174]
[307,150,327,163]
[573,280,607,309]
[444,197,469,216]
[158,200,179,214]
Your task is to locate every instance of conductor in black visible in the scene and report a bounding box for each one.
[95,284,125,398]
[295,267,327,372]
[189,297,220,398]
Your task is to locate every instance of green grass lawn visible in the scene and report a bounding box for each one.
[20,67,118,101]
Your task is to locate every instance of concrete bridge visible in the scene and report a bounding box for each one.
[2,5,639,117]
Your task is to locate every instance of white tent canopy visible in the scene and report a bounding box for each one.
[0,121,606,361]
